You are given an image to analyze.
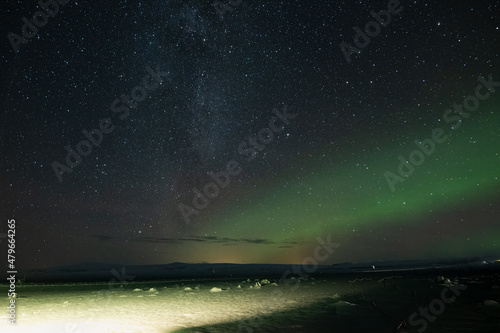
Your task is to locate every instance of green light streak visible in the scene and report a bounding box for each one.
[204,105,499,256]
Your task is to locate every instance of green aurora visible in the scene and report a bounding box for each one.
[195,102,499,263]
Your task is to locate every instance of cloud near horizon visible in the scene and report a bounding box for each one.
[92,234,299,247]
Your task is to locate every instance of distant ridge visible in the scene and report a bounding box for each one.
[8,256,499,283]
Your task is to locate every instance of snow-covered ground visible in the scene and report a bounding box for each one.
[1,272,499,333]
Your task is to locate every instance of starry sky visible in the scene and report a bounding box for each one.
[1,0,499,269]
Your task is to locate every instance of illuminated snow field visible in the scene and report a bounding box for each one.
[2,270,500,333]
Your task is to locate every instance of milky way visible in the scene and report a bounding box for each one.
[1,0,499,268]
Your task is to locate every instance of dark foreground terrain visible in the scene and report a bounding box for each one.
[1,265,499,332]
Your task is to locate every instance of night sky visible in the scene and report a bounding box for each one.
[1,0,499,269]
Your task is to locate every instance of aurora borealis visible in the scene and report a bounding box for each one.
[1,0,499,270]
